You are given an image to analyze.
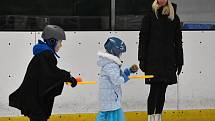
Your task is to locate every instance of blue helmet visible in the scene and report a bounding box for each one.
[104,37,126,57]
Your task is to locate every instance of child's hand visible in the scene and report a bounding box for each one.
[69,77,77,88]
[130,64,139,73]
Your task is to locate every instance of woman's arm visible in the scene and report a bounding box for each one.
[138,13,151,71]
[174,15,184,66]
[174,15,184,75]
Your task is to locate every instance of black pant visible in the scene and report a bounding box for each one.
[147,82,168,115]
[30,117,47,121]
[29,113,48,121]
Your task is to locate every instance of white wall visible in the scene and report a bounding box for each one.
[0,31,214,117]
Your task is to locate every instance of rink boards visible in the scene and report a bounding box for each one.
[0,31,214,120]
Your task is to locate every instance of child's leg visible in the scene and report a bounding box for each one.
[96,111,107,121]
[29,113,48,121]
[106,109,125,121]
[96,109,125,121]
[29,117,47,121]
[115,108,125,121]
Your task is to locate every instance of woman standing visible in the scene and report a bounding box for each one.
[138,0,184,121]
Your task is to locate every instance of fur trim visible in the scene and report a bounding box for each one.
[152,0,175,21]
[97,51,122,65]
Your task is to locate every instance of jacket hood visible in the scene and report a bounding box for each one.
[33,40,60,58]
[97,52,122,67]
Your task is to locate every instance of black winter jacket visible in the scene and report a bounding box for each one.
[138,4,184,85]
[9,49,71,118]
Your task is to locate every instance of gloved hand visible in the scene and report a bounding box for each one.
[130,64,139,73]
[139,61,145,72]
[122,72,130,83]
[123,68,131,76]
[121,69,130,83]
[177,65,183,75]
[69,77,77,88]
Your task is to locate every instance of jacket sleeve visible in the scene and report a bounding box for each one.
[138,13,151,62]
[39,51,71,97]
[174,15,184,66]
[103,63,125,86]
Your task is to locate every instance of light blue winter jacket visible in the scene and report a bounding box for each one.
[97,52,128,111]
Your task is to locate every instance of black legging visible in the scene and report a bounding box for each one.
[147,82,168,115]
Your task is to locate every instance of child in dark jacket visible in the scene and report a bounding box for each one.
[9,25,77,121]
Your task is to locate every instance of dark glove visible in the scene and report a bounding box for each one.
[177,65,183,75]
[69,77,77,88]
[139,61,145,72]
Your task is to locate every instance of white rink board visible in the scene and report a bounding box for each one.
[0,31,214,116]
[0,32,35,116]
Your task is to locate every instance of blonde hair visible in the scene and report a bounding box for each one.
[152,0,175,21]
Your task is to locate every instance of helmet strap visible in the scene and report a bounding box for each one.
[45,38,57,49]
